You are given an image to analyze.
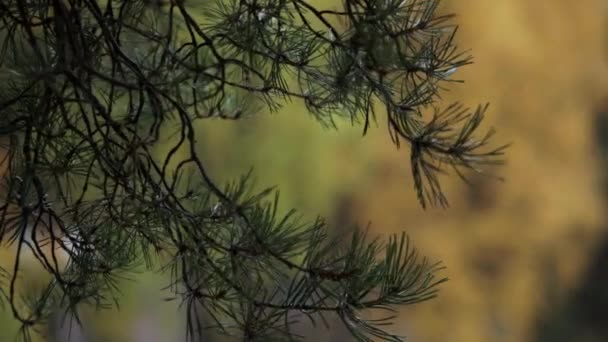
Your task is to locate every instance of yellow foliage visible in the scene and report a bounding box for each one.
[347,1,608,341]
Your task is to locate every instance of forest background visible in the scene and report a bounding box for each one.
[2,1,608,342]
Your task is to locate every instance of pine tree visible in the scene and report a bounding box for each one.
[0,0,507,341]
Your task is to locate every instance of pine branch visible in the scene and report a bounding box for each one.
[0,0,506,341]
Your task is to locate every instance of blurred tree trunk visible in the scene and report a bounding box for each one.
[532,99,608,342]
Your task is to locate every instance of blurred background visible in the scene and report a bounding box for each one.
[3,0,608,341]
